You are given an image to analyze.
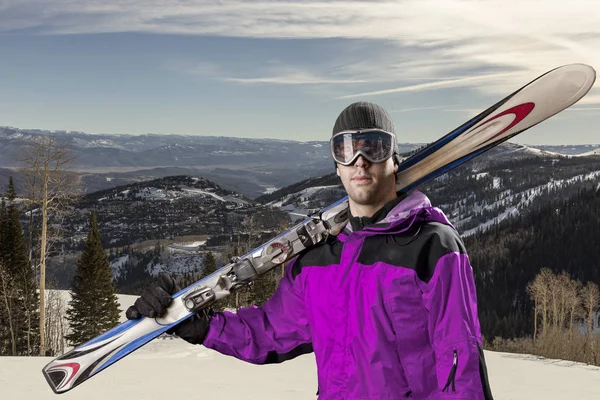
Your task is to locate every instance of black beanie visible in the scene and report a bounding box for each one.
[332,101,396,136]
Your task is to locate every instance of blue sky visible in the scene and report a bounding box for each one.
[0,0,598,145]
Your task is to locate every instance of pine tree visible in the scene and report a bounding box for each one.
[0,200,39,355]
[202,251,217,278]
[5,176,16,201]
[0,198,9,355]
[65,212,121,347]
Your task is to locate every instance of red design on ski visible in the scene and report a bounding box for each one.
[479,102,535,144]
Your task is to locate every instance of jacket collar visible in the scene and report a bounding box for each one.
[341,190,454,238]
[349,192,407,231]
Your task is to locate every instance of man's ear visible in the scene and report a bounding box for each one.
[393,163,398,173]
[336,166,340,177]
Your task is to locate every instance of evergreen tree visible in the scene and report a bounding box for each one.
[0,198,5,251]
[0,200,39,355]
[0,198,8,355]
[66,212,121,346]
[202,251,217,278]
[5,176,16,201]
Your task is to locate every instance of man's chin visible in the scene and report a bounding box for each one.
[348,190,376,206]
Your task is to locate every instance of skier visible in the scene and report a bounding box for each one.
[126,101,494,399]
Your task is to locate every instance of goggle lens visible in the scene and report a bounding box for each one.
[330,130,394,165]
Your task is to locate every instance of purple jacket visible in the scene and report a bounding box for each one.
[203,190,494,399]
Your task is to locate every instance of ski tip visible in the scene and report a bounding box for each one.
[558,63,596,83]
[42,365,67,395]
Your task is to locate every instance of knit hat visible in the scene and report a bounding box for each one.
[332,101,396,136]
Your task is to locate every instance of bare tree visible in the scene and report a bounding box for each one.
[566,278,583,333]
[581,281,600,364]
[527,267,554,340]
[17,134,78,356]
[0,266,17,356]
[45,288,69,355]
[556,271,571,330]
[581,281,600,335]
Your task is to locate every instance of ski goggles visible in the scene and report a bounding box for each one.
[330,129,396,166]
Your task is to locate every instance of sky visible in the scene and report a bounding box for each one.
[0,0,599,145]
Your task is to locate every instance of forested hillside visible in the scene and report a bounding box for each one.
[465,186,600,340]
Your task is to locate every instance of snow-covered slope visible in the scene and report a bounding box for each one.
[3,337,600,399]
[269,184,346,221]
[7,291,595,399]
[576,148,600,157]
[265,153,600,236]
[458,169,600,236]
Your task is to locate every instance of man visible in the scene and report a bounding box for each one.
[126,102,494,399]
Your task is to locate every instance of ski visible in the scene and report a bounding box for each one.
[42,63,595,394]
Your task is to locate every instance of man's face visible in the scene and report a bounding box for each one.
[336,155,398,207]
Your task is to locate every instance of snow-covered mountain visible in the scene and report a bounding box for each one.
[0,125,427,198]
[260,145,600,233]
[530,143,600,155]
[43,175,290,286]
[2,124,597,199]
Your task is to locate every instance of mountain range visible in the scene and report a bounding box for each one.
[1,125,598,198]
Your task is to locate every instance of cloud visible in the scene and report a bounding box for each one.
[390,106,448,113]
[1,0,598,96]
[576,94,600,106]
[222,73,367,85]
[336,72,519,99]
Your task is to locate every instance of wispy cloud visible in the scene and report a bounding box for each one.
[1,0,598,97]
[443,108,484,117]
[566,107,600,111]
[336,72,519,99]
[390,106,447,113]
[222,75,366,85]
[576,94,600,105]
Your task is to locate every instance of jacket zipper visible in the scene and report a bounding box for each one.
[442,350,458,393]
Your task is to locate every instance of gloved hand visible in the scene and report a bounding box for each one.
[125,273,213,345]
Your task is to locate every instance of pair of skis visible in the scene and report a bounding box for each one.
[42,63,596,394]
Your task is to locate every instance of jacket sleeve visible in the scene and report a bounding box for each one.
[419,229,494,399]
[201,256,313,365]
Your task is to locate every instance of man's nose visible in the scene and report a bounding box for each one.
[354,154,371,168]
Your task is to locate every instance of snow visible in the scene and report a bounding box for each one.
[461,169,600,236]
[181,187,226,202]
[110,255,130,279]
[2,292,600,399]
[269,184,341,208]
[3,338,600,399]
[574,148,600,157]
[493,177,502,188]
[519,145,567,157]
[168,240,207,251]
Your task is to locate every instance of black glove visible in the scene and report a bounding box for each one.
[125,273,213,345]
[126,273,177,319]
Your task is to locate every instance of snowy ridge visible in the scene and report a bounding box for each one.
[267,184,345,221]
[268,184,342,208]
[110,255,130,279]
[93,176,249,205]
[575,148,600,157]
[459,169,600,236]
[514,144,568,157]
[110,242,208,279]
[146,252,205,276]
[168,240,207,252]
